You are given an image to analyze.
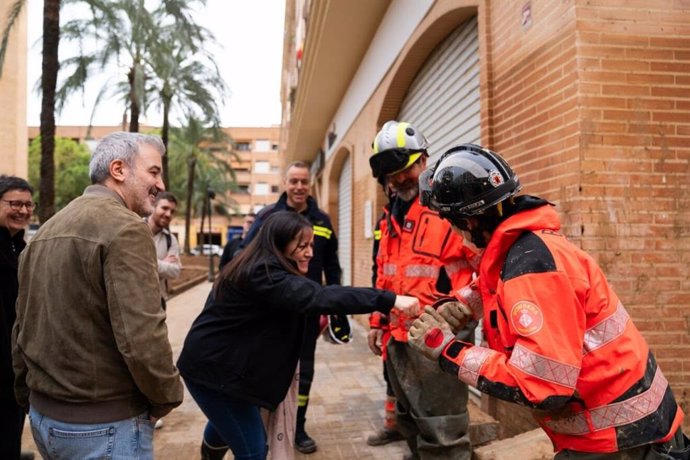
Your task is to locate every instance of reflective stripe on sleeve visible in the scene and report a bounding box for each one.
[445,259,470,275]
[545,366,668,435]
[583,301,629,355]
[457,346,495,387]
[404,264,439,278]
[509,343,580,389]
[383,263,397,276]
[313,225,333,239]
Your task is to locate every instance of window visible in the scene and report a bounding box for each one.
[254,183,269,195]
[271,142,279,151]
[235,142,251,151]
[271,185,280,193]
[236,185,250,194]
[254,161,270,174]
[254,139,271,151]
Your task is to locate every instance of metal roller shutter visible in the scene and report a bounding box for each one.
[398,17,483,356]
[337,156,352,286]
[399,16,480,163]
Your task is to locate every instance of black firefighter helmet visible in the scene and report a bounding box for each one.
[419,143,521,219]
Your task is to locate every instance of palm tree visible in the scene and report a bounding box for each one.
[57,0,208,132]
[1,0,60,223]
[167,117,236,254]
[38,0,60,222]
[146,26,227,187]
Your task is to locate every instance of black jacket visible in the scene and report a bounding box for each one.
[176,257,395,410]
[0,228,26,398]
[219,236,243,271]
[241,193,341,285]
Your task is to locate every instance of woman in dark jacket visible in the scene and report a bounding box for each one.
[177,211,419,460]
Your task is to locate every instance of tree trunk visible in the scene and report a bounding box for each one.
[184,155,196,255]
[128,67,140,132]
[38,0,59,223]
[199,196,205,247]
[161,94,171,189]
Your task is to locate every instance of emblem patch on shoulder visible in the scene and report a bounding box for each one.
[403,220,415,233]
[510,301,543,336]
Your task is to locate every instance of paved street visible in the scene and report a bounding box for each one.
[22,280,409,459]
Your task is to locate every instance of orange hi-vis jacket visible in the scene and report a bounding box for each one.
[440,197,683,453]
[375,198,478,342]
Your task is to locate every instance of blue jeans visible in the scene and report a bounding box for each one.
[185,378,268,460]
[28,406,154,459]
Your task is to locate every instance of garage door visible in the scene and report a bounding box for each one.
[398,16,480,163]
[398,16,482,354]
[337,155,352,286]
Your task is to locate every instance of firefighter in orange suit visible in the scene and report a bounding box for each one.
[409,143,688,458]
[366,121,480,459]
[366,209,405,446]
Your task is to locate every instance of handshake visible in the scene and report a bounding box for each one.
[408,298,475,361]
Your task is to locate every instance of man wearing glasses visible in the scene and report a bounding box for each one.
[0,175,36,460]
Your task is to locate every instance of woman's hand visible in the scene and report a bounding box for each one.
[393,295,421,317]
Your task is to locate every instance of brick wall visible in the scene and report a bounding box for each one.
[483,0,582,434]
[483,0,690,433]
[486,0,581,234]
[574,0,690,423]
[0,0,28,177]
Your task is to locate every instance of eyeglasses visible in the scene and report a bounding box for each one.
[1,200,37,211]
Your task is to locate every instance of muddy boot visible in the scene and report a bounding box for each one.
[200,439,228,460]
[367,428,405,446]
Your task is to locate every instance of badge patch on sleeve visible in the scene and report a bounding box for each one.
[510,301,543,336]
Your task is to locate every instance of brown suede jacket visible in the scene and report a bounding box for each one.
[12,185,183,423]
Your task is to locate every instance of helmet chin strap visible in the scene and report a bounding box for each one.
[469,226,490,248]
[452,200,516,248]
[472,197,520,247]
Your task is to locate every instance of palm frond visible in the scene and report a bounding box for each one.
[0,0,26,77]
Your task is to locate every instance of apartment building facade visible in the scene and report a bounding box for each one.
[0,0,28,178]
[281,0,690,435]
[27,125,282,246]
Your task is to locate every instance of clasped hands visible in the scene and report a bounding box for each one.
[368,296,473,359]
[367,295,420,356]
[408,300,473,360]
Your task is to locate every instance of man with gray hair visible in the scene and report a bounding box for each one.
[12,132,184,459]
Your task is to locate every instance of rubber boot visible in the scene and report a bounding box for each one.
[200,439,228,460]
[295,404,317,454]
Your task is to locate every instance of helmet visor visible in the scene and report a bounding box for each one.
[419,167,435,208]
[370,149,422,178]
